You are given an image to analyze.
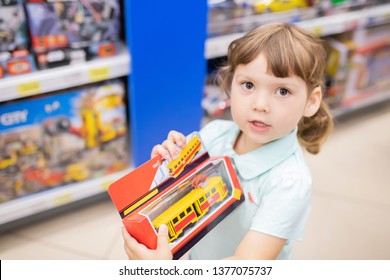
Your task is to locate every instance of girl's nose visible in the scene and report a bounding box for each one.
[252,95,270,113]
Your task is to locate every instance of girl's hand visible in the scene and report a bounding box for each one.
[122,224,173,260]
[151,130,186,160]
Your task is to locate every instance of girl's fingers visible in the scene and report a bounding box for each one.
[150,131,187,160]
[167,130,186,148]
[162,139,179,160]
[157,224,169,250]
[122,227,151,260]
[151,144,169,159]
[156,224,173,260]
[122,227,137,259]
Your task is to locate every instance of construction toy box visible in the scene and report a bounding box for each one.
[108,133,244,259]
[0,79,129,202]
[0,0,35,78]
[25,0,122,69]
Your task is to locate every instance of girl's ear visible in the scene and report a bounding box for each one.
[303,87,322,117]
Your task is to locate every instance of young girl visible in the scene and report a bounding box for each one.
[122,22,333,260]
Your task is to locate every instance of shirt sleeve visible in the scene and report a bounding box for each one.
[250,162,312,241]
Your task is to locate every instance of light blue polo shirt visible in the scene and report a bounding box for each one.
[190,120,312,260]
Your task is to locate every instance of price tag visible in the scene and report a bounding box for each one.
[101,180,111,191]
[89,67,110,81]
[311,25,323,36]
[17,81,41,96]
[55,193,73,206]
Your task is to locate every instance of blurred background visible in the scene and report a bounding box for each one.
[0,0,389,259]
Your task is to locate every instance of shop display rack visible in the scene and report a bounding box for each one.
[0,1,207,231]
[2,1,388,231]
[205,3,390,118]
[0,169,130,228]
[206,3,390,59]
[332,89,390,118]
[0,49,130,103]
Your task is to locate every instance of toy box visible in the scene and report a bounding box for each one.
[25,0,122,69]
[342,23,390,105]
[0,0,35,78]
[324,37,354,108]
[108,133,244,259]
[0,79,129,203]
[343,43,390,105]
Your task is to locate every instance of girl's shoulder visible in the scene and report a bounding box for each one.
[266,148,312,196]
[274,147,310,175]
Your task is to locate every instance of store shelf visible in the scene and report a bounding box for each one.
[0,0,207,229]
[0,48,131,103]
[208,7,317,39]
[0,168,132,227]
[0,47,131,229]
[332,89,390,118]
[297,4,390,36]
[205,3,390,59]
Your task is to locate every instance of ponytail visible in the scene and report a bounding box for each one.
[298,101,333,154]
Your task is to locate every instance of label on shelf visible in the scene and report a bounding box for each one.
[311,25,323,36]
[100,180,112,191]
[89,67,110,82]
[17,81,41,96]
[55,193,73,206]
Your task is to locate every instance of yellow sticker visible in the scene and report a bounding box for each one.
[55,193,73,206]
[233,188,242,200]
[89,67,110,81]
[101,180,111,191]
[312,26,323,36]
[17,81,41,96]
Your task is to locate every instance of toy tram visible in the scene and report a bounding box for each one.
[152,176,228,243]
[167,135,201,178]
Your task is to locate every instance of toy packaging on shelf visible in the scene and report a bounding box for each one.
[25,0,122,69]
[253,0,308,14]
[342,23,390,105]
[312,0,382,17]
[207,0,318,37]
[0,79,129,203]
[0,0,35,78]
[324,36,354,108]
[108,133,244,260]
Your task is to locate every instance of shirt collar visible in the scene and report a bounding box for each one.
[224,126,299,180]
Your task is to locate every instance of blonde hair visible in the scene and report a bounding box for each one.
[218,22,333,154]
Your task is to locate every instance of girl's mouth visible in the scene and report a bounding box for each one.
[249,120,270,132]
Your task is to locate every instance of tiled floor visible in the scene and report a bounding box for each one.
[0,104,389,260]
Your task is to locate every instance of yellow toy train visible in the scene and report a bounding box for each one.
[152,175,228,243]
[167,135,201,178]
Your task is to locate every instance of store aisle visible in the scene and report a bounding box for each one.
[0,104,389,260]
[293,103,390,260]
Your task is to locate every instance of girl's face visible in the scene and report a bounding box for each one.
[230,53,321,154]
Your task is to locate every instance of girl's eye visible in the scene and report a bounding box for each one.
[243,82,254,90]
[277,88,291,96]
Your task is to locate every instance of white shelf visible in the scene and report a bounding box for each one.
[206,3,390,59]
[332,89,390,118]
[296,4,390,36]
[0,48,131,103]
[0,47,132,228]
[0,168,132,226]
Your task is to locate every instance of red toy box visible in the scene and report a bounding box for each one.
[108,133,244,259]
